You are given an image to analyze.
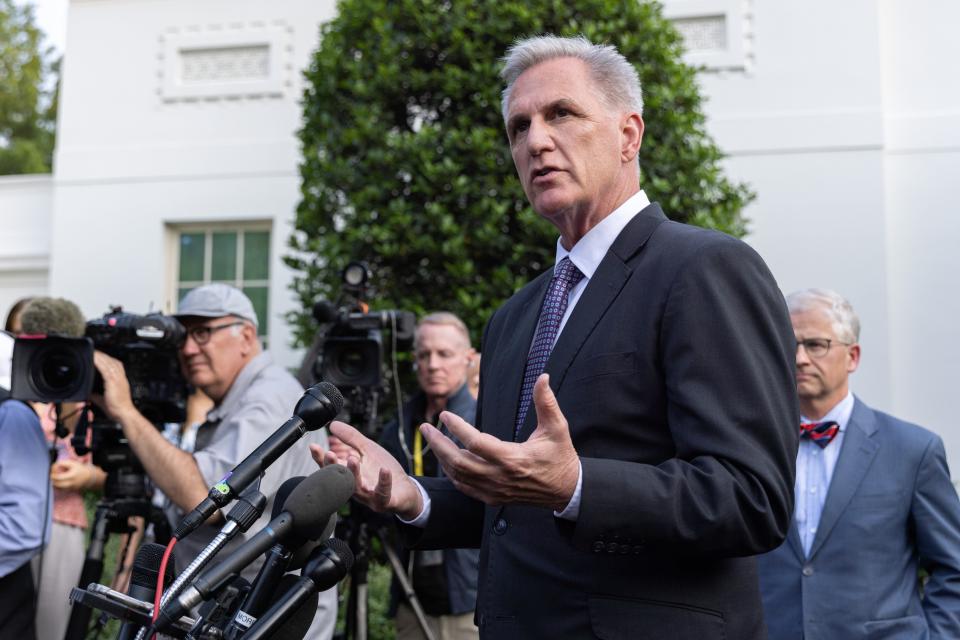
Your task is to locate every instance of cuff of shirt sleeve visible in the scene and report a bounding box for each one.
[554,460,583,521]
[396,477,431,527]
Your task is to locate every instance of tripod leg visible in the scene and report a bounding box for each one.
[63,504,111,640]
[380,542,437,640]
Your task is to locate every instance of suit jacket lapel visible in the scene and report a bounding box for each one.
[515,204,667,440]
[807,398,879,559]
[786,523,805,562]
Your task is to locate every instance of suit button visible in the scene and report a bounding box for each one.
[593,542,604,553]
[633,545,643,554]
[493,518,508,535]
[606,542,618,554]
[802,565,814,577]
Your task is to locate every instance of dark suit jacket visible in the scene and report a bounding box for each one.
[407,203,799,639]
[758,398,960,639]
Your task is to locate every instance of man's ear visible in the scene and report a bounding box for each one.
[847,343,861,374]
[621,113,644,162]
[240,322,258,356]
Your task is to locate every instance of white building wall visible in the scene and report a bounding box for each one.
[50,0,338,366]
[0,175,52,321]
[663,0,960,472]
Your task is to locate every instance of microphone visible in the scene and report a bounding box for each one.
[117,543,173,640]
[222,476,306,639]
[154,465,354,633]
[243,539,354,640]
[175,382,344,540]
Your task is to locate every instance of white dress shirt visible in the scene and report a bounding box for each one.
[403,190,651,527]
[795,391,855,555]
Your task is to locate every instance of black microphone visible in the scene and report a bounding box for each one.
[222,476,305,639]
[243,539,354,640]
[117,543,173,640]
[154,465,354,633]
[175,382,344,540]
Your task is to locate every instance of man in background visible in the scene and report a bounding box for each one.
[377,313,479,640]
[758,288,960,638]
[93,283,336,638]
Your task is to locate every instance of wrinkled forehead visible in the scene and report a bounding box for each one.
[506,57,598,117]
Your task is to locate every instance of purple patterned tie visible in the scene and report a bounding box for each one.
[514,257,584,439]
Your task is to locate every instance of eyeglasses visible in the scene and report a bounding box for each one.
[187,321,244,345]
[796,337,852,358]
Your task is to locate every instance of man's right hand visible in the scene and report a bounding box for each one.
[91,351,138,423]
[309,421,423,520]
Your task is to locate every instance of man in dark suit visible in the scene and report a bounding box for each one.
[312,35,798,639]
[758,288,960,639]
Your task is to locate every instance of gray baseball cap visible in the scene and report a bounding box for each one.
[175,283,259,327]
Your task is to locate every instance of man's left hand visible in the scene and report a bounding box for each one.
[422,374,579,511]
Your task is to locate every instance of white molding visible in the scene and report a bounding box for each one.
[0,254,50,272]
[884,110,960,153]
[705,108,885,155]
[159,21,294,103]
[662,0,752,71]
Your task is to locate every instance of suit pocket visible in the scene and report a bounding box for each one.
[863,614,927,639]
[588,595,725,640]
[568,352,638,383]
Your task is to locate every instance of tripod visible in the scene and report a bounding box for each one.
[63,465,171,640]
[338,501,436,640]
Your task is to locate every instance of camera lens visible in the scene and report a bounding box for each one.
[337,349,368,380]
[33,345,85,396]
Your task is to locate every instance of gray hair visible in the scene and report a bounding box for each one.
[500,35,644,123]
[786,288,860,344]
[416,311,472,349]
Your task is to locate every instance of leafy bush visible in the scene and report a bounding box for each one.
[289,0,752,346]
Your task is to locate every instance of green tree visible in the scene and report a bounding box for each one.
[289,0,753,346]
[0,0,58,174]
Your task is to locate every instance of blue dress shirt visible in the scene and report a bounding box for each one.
[795,391,855,556]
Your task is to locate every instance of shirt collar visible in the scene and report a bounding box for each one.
[555,190,650,280]
[207,351,272,422]
[801,390,854,432]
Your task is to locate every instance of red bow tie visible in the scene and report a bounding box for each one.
[799,421,840,448]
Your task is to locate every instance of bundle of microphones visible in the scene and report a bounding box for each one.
[71,382,357,640]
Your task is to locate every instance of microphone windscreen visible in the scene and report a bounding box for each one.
[130,542,173,591]
[268,574,320,640]
[322,538,355,574]
[284,465,355,539]
[273,476,306,519]
[317,381,344,414]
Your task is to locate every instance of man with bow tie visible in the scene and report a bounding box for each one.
[758,288,960,639]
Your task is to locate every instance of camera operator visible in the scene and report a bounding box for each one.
[92,283,336,639]
[330,312,481,640]
[0,297,89,639]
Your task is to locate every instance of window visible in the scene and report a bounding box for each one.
[172,224,272,344]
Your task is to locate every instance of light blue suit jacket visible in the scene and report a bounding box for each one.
[758,397,960,639]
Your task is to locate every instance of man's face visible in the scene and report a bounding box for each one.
[792,307,860,409]
[505,57,640,232]
[178,316,253,402]
[414,324,472,401]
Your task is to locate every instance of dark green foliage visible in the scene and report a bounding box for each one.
[289,0,753,346]
[0,0,58,174]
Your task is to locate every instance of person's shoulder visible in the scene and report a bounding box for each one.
[857,398,942,451]
[229,356,303,418]
[0,398,37,422]
[653,217,757,261]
